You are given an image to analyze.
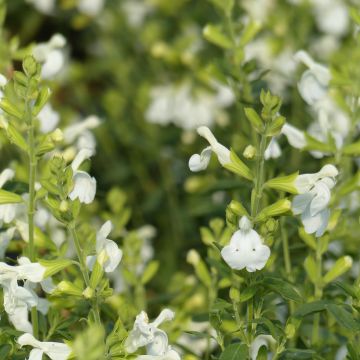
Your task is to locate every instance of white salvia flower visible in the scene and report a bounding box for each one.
[265,138,281,160]
[0,73,7,87]
[293,165,338,237]
[77,0,105,16]
[249,335,276,360]
[38,103,60,133]
[0,227,16,259]
[189,126,230,172]
[281,123,307,149]
[294,50,331,106]
[0,257,46,283]
[0,168,18,224]
[125,309,175,354]
[33,34,66,79]
[26,0,56,14]
[68,149,96,204]
[335,345,348,360]
[312,0,349,37]
[18,333,71,360]
[63,115,101,151]
[121,0,152,28]
[221,216,270,272]
[87,221,122,273]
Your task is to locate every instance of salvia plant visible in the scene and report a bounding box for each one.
[0,0,360,359]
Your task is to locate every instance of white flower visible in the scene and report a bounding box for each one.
[0,227,16,259]
[18,333,71,360]
[265,138,281,160]
[249,335,276,360]
[33,34,66,79]
[189,126,230,172]
[38,104,60,133]
[121,0,152,28]
[293,165,338,237]
[77,0,105,16]
[68,149,96,204]
[312,0,349,37]
[281,123,307,149]
[125,309,175,354]
[26,0,56,14]
[294,50,330,106]
[63,115,101,151]
[0,168,18,224]
[221,216,270,272]
[87,221,122,273]
[0,258,46,332]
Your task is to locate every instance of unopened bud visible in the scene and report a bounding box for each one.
[243,145,256,159]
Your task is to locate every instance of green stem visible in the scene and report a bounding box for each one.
[68,224,101,325]
[26,101,39,338]
[251,131,267,218]
[312,244,323,345]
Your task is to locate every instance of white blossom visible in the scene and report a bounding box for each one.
[63,115,101,152]
[125,309,176,355]
[18,333,71,360]
[294,50,331,106]
[87,220,122,273]
[189,126,230,172]
[68,149,96,204]
[121,0,152,28]
[0,227,16,259]
[33,34,66,79]
[26,0,56,14]
[221,217,270,272]
[38,104,60,133]
[265,138,281,160]
[281,123,307,149]
[0,168,18,224]
[293,164,338,237]
[77,0,105,17]
[249,335,276,360]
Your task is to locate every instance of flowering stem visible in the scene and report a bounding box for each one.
[68,223,101,325]
[251,130,267,217]
[26,100,39,338]
[312,243,323,346]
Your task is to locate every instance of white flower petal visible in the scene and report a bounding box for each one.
[281,123,306,149]
[292,193,313,215]
[103,239,122,273]
[69,171,96,204]
[188,146,212,172]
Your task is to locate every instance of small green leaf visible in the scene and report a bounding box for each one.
[256,199,291,221]
[141,260,159,285]
[304,133,334,153]
[33,86,51,115]
[263,276,303,303]
[0,99,23,119]
[304,255,318,284]
[267,116,286,137]
[326,304,360,331]
[219,343,248,360]
[244,107,263,133]
[203,24,233,49]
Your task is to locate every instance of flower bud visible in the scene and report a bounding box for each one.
[243,145,256,159]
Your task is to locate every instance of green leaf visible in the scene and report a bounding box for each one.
[219,343,248,360]
[326,304,360,331]
[203,24,233,49]
[0,189,23,204]
[6,123,28,152]
[33,86,51,115]
[332,281,360,300]
[239,285,258,302]
[263,276,303,302]
[240,21,262,46]
[304,133,334,153]
[293,300,331,318]
[208,0,234,16]
[224,149,253,180]
[244,107,263,133]
[141,260,160,285]
[267,116,286,137]
[281,349,317,359]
